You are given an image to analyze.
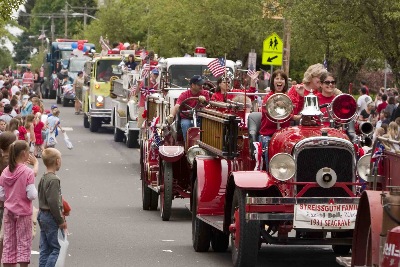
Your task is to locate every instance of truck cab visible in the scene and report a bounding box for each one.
[82,53,123,132]
[45,39,95,99]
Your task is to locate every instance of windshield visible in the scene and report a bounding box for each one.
[69,58,88,72]
[168,65,233,87]
[61,51,73,60]
[96,60,122,82]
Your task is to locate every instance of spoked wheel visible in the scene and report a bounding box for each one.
[160,161,173,221]
[192,179,211,252]
[231,187,260,267]
[141,144,158,211]
[211,228,229,252]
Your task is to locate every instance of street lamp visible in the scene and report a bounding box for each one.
[71,12,98,30]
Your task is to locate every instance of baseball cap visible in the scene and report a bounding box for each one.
[189,75,205,85]
[151,69,159,75]
[51,104,58,110]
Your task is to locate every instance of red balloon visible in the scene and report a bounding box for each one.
[78,44,84,50]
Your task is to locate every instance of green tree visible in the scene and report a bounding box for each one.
[0,0,25,21]
[0,48,14,69]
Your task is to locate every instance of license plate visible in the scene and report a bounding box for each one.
[293,204,358,229]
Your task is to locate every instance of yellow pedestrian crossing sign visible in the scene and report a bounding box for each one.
[263,32,283,53]
[262,32,283,66]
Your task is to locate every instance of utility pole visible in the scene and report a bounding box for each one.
[64,1,68,38]
[40,24,46,50]
[83,4,87,30]
[283,19,291,76]
[51,15,55,42]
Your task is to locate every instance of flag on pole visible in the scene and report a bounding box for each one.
[38,33,46,40]
[207,58,226,77]
[141,63,150,79]
[99,36,111,52]
[247,69,259,81]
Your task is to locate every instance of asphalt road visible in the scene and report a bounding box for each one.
[28,100,344,267]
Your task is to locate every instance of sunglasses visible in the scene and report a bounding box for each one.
[323,80,336,85]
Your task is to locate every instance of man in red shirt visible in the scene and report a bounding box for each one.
[167,75,209,142]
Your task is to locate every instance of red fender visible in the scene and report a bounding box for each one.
[352,190,383,267]
[195,156,229,215]
[158,145,184,162]
[232,171,273,189]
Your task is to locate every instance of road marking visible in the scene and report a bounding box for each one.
[31,250,39,255]
[162,240,175,242]
[63,127,73,131]
[162,250,173,253]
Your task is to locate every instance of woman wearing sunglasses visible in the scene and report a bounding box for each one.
[211,77,232,102]
[318,72,337,117]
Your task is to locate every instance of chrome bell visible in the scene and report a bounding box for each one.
[301,91,323,116]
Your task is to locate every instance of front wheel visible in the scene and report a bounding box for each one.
[231,188,260,267]
[160,161,173,221]
[89,117,101,132]
[192,179,211,252]
[114,127,124,142]
[84,114,90,128]
[211,229,229,252]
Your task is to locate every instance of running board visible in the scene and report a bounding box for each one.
[335,257,355,267]
[197,215,224,232]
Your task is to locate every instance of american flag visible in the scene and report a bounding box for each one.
[99,36,110,51]
[247,69,259,81]
[264,71,271,81]
[140,49,147,60]
[141,63,150,79]
[207,58,226,77]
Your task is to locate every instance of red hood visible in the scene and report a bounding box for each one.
[269,126,350,158]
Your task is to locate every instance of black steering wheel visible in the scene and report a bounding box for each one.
[178,97,208,119]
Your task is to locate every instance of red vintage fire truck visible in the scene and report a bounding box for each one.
[140,50,238,221]
[189,92,364,267]
[336,136,400,267]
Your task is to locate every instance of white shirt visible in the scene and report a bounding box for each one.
[11,85,20,96]
[357,94,372,112]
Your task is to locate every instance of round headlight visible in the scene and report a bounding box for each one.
[357,154,371,181]
[265,93,293,121]
[269,153,296,181]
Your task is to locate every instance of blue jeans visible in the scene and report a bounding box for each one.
[181,118,202,143]
[258,135,271,171]
[38,211,61,267]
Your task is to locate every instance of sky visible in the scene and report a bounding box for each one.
[2,5,25,54]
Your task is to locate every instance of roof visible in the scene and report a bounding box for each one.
[165,57,236,69]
